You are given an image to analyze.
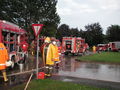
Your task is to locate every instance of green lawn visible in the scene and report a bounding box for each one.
[78,52,120,63]
[11,79,108,90]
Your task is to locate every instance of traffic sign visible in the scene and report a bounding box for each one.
[32,24,43,38]
[32,24,44,79]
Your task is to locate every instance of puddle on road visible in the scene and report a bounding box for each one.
[56,56,120,82]
[62,78,73,82]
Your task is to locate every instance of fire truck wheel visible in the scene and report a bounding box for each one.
[72,53,75,56]
[64,52,68,55]
[18,55,27,64]
[73,53,77,56]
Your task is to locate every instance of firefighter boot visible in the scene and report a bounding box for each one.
[32,51,34,55]
[45,66,50,76]
[2,70,8,82]
[49,67,53,76]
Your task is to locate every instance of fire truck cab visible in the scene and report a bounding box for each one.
[62,37,89,55]
[0,20,28,68]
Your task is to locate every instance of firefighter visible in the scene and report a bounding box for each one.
[0,43,9,82]
[93,46,96,53]
[42,37,59,76]
[51,39,60,69]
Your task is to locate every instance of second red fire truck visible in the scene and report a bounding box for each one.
[108,41,120,51]
[62,37,89,55]
[96,41,120,52]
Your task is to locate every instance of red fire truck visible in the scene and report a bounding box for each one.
[108,41,120,51]
[96,44,108,51]
[0,20,28,68]
[62,37,89,55]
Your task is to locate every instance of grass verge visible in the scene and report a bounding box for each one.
[78,52,120,63]
[10,79,108,90]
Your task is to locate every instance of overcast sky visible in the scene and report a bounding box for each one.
[56,0,120,34]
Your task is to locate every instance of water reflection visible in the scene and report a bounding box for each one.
[58,56,120,82]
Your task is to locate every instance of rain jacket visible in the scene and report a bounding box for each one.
[42,43,54,65]
[42,43,59,65]
[93,46,96,53]
[51,44,59,62]
[0,43,8,70]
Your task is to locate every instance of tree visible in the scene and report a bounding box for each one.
[0,0,60,37]
[106,25,120,42]
[41,22,57,37]
[56,24,71,41]
[78,29,85,38]
[70,28,79,37]
[84,23,103,46]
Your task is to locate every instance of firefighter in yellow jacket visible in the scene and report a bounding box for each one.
[42,37,60,76]
[92,46,96,53]
[51,39,60,68]
[0,43,9,82]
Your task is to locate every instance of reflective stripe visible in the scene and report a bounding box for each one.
[0,64,6,66]
[0,48,4,50]
[54,57,59,59]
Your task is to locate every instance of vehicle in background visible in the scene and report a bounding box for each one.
[108,41,120,51]
[96,44,108,51]
[61,37,89,55]
[0,20,28,68]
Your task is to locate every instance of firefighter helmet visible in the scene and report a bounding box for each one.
[44,37,50,43]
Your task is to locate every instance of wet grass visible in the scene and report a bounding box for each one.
[78,52,120,63]
[11,79,108,90]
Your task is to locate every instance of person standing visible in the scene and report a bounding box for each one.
[92,46,96,53]
[0,43,9,82]
[42,37,60,76]
[42,37,54,76]
[51,39,60,68]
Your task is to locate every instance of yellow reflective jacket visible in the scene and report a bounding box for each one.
[93,46,96,52]
[51,44,60,62]
[0,43,8,70]
[42,43,54,65]
[42,43,60,65]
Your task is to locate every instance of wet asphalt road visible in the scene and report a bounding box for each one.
[0,53,120,90]
[56,55,120,82]
[51,54,120,90]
